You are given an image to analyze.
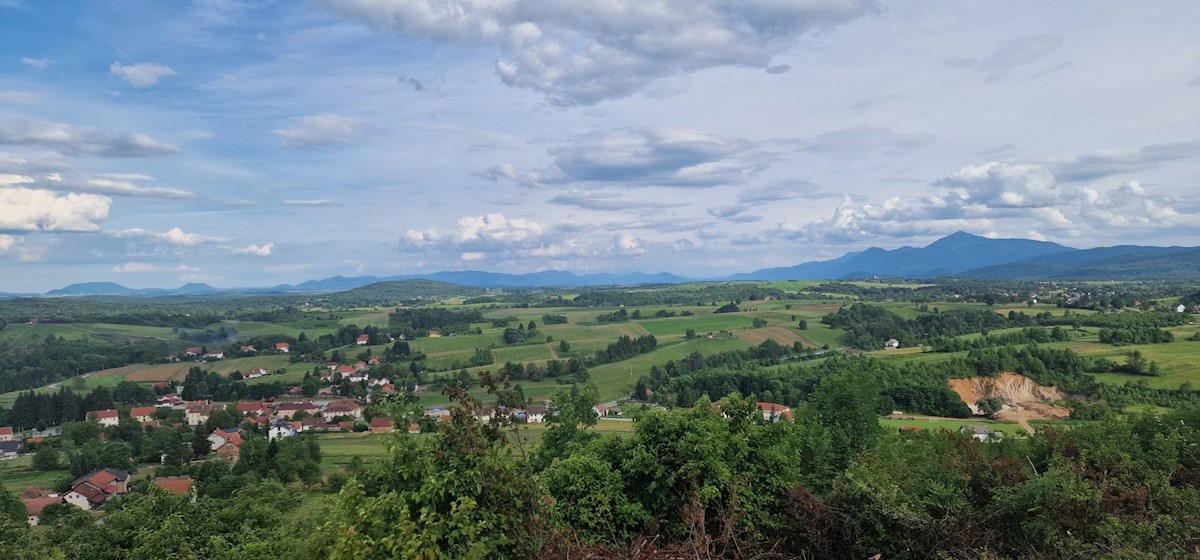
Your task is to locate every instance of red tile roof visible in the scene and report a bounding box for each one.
[0,427,12,436]
[369,417,394,429]
[23,497,61,516]
[130,406,156,418]
[90,409,119,419]
[153,476,194,496]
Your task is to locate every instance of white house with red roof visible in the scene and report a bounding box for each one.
[755,402,794,422]
[275,342,290,352]
[244,368,269,379]
[184,347,202,356]
[65,469,129,510]
[356,334,369,345]
[0,426,13,442]
[89,409,120,427]
[129,406,156,423]
[185,401,216,426]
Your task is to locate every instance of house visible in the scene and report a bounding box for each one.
[322,400,363,422]
[240,345,257,353]
[301,416,328,431]
[208,428,242,450]
[268,420,298,441]
[427,329,441,338]
[203,351,225,360]
[356,334,369,345]
[157,393,183,406]
[336,364,356,379]
[407,424,421,435]
[185,402,215,426]
[275,342,290,353]
[129,406,156,423]
[755,402,794,422]
[368,357,381,366]
[369,417,394,434]
[0,426,13,442]
[23,496,61,526]
[959,424,1003,442]
[245,368,269,379]
[0,440,21,458]
[884,338,901,350]
[89,409,120,427]
[65,469,129,510]
[275,401,319,419]
[1177,304,1187,313]
[424,407,450,420]
[593,404,622,417]
[184,347,202,356]
[211,429,243,463]
[521,407,547,423]
[236,402,269,416]
[348,370,369,384]
[152,476,194,498]
[353,360,367,371]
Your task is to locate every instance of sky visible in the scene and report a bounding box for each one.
[1,0,1199,292]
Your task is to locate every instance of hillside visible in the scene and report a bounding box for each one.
[732,232,1076,280]
[961,246,1200,280]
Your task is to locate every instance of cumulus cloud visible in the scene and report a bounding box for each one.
[109,61,177,88]
[0,234,15,253]
[482,128,773,189]
[111,261,159,273]
[0,117,180,157]
[614,233,645,255]
[404,212,606,261]
[0,185,112,232]
[114,227,231,246]
[273,114,366,148]
[230,242,274,256]
[326,0,878,105]
[934,161,1065,208]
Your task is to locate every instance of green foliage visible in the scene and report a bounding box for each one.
[714,302,741,313]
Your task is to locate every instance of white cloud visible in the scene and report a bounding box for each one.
[326,0,878,105]
[614,233,644,255]
[482,128,773,189]
[162,227,229,246]
[230,242,274,256]
[0,234,15,253]
[111,261,159,273]
[0,91,44,103]
[0,117,180,157]
[934,162,1064,208]
[282,199,338,207]
[21,57,53,70]
[0,186,111,232]
[109,61,177,88]
[273,114,366,149]
[460,251,485,261]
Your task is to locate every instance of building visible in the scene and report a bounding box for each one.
[240,345,257,353]
[208,428,242,450]
[276,401,319,419]
[211,429,244,463]
[427,329,441,338]
[203,351,225,360]
[755,402,794,422]
[322,400,363,422]
[959,424,1003,442]
[521,407,547,423]
[0,426,13,442]
[184,347,202,356]
[245,368,269,379]
[89,409,120,427]
[129,406,156,423]
[152,476,194,498]
[1177,304,1187,313]
[275,342,290,353]
[407,424,421,434]
[0,440,21,458]
[23,496,61,526]
[236,402,269,416]
[65,469,129,510]
[884,338,901,349]
[356,334,369,345]
[268,420,298,441]
[369,417,394,434]
[186,402,215,426]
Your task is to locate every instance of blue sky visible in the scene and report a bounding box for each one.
[1,0,1199,292]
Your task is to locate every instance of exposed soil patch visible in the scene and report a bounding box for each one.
[949,372,1072,431]
[736,326,801,346]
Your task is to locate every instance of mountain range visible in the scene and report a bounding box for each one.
[21,232,1200,296]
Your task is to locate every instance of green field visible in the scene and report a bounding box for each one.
[0,455,71,492]
[880,417,1028,437]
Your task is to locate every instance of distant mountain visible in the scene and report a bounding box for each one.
[175,283,219,294]
[46,282,144,296]
[731,232,1076,280]
[960,245,1197,279]
[266,270,691,291]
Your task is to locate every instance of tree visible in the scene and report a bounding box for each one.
[559,339,570,352]
[798,319,809,330]
[976,397,1004,417]
[32,446,61,471]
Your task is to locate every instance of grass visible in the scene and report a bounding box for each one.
[0,322,178,346]
[587,337,752,401]
[880,417,1029,437]
[493,343,555,364]
[0,456,71,492]
[635,313,755,336]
